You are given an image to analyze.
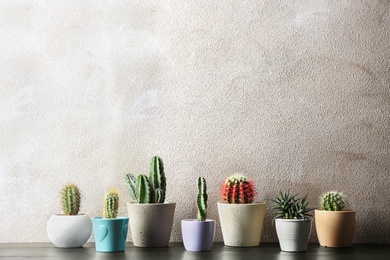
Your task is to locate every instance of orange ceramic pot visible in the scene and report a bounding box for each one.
[315,209,356,247]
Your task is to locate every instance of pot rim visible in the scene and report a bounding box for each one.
[181,219,215,222]
[91,216,129,220]
[126,202,176,206]
[217,202,266,206]
[315,209,355,213]
[274,218,312,222]
[51,214,89,217]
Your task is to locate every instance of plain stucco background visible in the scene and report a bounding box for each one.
[0,0,389,244]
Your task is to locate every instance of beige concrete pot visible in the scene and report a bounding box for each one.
[127,202,176,247]
[315,209,356,247]
[217,202,266,247]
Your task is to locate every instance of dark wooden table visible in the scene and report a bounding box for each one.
[1,243,389,259]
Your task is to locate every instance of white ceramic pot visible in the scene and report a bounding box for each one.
[181,219,215,251]
[47,214,92,248]
[217,202,266,247]
[127,202,176,247]
[275,218,312,252]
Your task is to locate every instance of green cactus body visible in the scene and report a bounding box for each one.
[136,175,152,203]
[320,191,346,211]
[197,177,208,221]
[61,184,81,215]
[149,156,166,203]
[125,156,166,204]
[104,189,119,218]
[221,175,255,204]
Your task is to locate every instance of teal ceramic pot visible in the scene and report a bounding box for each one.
[92,217,129,252]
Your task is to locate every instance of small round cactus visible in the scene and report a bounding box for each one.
[61,184,81,215]
[221,175,255,204]
[104,189,119,218]
[320,191,346,211]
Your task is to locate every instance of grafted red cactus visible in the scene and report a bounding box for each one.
[221,175,255,204]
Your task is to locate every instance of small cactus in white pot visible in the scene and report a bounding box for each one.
[271,191,314,252]
[92,189,129,252]
[315,191,356,248]
[181,177,215,251]
[47,184,92,248]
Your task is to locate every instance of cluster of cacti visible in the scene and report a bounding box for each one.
[61,184,81,215]
[125,156,166,203]
[320,191,346,211]
[104,189,119,219]
[221,175,255,204]
[196,177,208,221]
[271,191,313,221]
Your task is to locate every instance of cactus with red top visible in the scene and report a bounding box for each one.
[221,175,255,204]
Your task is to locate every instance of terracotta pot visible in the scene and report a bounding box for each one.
[315,209,356,247]
[181,219,215,251]
[127,202,176,247]
[275,218,312,252]
[217,202,266,247]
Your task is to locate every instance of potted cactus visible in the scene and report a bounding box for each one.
[181,177,215,251]
[47,184,92,248]
[271,191,313,252]
[315,191,356,247]
[91,189,129,252]
[125,156,176,247]
[217,174,266,247]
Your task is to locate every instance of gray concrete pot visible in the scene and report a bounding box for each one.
[217,202,266,247]
[275,218,312,252]
[47,214,92,248]
[181,219,215,251]
[127,202,176,247]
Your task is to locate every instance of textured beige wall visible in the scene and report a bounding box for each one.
[0,0,389,244]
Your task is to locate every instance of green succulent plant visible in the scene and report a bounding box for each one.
[271,191,313,222]
[61,184,81,215]
[125,156,166,203]
[320,191,346,211]
[197,177,208,221]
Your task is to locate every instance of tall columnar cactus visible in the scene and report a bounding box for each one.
[61,184,81,215]
[149,156,166,203]
[320,191,346,211]
[221,175,255,204]
[104,189,119,219]
[125,156,166,203]
[197,177,208,221]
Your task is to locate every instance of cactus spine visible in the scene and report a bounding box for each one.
[221,175,255,204]
[320,191,346,211]
[125,156,166,203]
[61,184,81,215]
[104,189,119,218]
[197,177,208,221]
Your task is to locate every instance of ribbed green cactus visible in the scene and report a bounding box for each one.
[320,191,346,211]
[61,184,81,215]
[125,156,166,203]
[197,177,208,221]
[221,175,255,204]
[104,189,119,218]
